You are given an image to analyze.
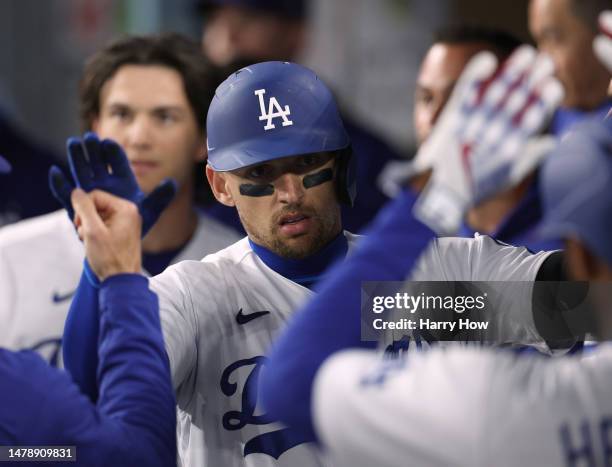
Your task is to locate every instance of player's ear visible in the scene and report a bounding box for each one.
[194,134,206,163]
[206,166,235,207]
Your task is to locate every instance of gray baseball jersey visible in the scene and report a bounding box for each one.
[0,209,240,363]
[313,344,612,467]
[151,233,361,467]
[150,233,555,466]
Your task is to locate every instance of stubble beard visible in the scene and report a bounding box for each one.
[238,203,342,260]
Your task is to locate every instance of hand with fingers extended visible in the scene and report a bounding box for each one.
[412,45,564,235]
[72,189,142,281]
[48,132,177,236]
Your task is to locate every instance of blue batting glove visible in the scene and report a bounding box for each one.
[49,165,75,220]
[50,132,177,236]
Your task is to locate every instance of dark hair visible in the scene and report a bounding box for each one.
[568,0,612,32]
[79,33,216,133]
[433,24,523,60]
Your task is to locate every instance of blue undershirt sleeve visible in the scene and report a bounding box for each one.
[62,260,100,401]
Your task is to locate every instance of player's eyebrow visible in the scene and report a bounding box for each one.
[415,79,458,95]
[150,105,187,114]
[105,101,188,114]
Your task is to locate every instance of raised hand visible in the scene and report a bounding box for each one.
[413,45,563,234]
[72,189,142,281]
[49,132,176,236]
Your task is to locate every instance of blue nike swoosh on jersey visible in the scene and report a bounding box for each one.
[52,289,76,303]
[236,309,271,325]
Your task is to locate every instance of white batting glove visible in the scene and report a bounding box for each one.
[412,45,564,235]
[594,10,612,73]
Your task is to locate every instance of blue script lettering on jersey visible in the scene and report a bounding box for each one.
[220,356,311,459]
[359,356,407,388]
[559,416,612,467]
[384,330,438,357]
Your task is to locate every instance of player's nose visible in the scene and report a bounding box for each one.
[275,173,305,204]
[126,115,154,150]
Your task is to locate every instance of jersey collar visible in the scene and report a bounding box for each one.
[249,232,348,289]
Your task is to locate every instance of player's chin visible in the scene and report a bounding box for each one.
[135,173,166,195]
[274,233,321,259]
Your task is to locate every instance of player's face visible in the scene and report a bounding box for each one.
[208,153,342,259]
[92,64,205,195]
[414,42,489,146]
[529,0,611,109]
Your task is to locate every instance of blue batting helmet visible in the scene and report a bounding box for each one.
[539,116,612,266]
[206,61,354,204]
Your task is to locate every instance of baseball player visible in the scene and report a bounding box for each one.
[529,0,611,136]
[262,113,612,467]
[0,34,240,365]
[380,25,564,253]
[56,60,360,467]
[0,156,177,467]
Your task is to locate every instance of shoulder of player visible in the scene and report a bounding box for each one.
[433,234,500,253]
[186,211,243,257]
[433,234,555,261]
[315,345,594,407]
[194,210,241,239]
[0,210,76,248]
[151,238,251,290]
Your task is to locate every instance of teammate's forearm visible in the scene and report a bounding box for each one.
[261,188,435,441]
[19,274,176,467]
[94,274,176,467]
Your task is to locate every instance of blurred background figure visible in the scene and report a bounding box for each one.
[0,113,61,226]
[529,0,612,135]
[410,25,522,190]
[381,26,562,252]
[200,0,307,66]
[197,0,404,233]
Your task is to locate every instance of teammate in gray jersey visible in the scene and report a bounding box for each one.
[0,34,240,364]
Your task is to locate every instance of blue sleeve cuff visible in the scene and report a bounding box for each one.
[84,260,101,289]
[99,274,151,317]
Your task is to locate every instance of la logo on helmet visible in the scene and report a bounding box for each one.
[254,89,294,131]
